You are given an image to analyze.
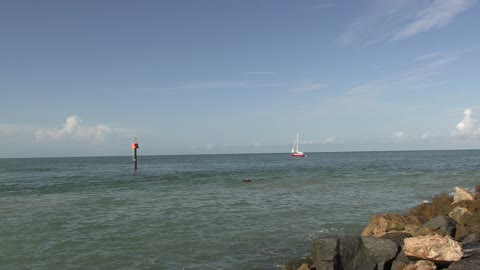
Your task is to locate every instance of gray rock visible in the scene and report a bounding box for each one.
[311,237,340,270]
[422,216,457,237]
[363,236,399,267]
[447,253,480,269]
[381,232,412,248]
[462,242,480,257]
[380,232,412,265]
[460,232,480,245]
[311,236,400,270]
[338,236,375,270]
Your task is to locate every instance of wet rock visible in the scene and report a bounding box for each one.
[403,235,463,265]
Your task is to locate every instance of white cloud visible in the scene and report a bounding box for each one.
[323,137,338,145]
[404,50,462,81]
[35,115,112,143]
[420,133,439,143]
[347,50,461,96]
[393,0,475,40]
[392,131,412,143]
[337,0,476,46]
[452,108,480,139]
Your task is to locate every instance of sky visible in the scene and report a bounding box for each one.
[1,0,480,158]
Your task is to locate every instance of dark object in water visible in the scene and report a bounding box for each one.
[243,178,252,183]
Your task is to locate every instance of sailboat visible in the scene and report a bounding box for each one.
[291,132,306,157]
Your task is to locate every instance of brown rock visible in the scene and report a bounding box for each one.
[296,263,310,270]
[281,258,314,270]
[453,187,475,204]
[449,203,480,240]
[404,260,437,270]
[408,193,453,220]
[391,261,408,270]
[454,225,471,241]
[449,206,473,226]
[451,197,480,212]
[403,235,463,264]
[362,213,424,237]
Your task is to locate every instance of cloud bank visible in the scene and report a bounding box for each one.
[35,115,112,143]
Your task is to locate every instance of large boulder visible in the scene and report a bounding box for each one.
[362,237,401,270]
[452,187,475,204]
[310,237,339,270]
[337,236,376,270]
[381,232,413,266]
[403,235,463,265]
[362,213,424,237]
[449,203,480,240]
[311,236,399,270]
[408,193,453,220]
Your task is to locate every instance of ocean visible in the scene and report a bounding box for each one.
[1,150,480,269]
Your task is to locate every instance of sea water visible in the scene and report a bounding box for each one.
[1,150,480,269]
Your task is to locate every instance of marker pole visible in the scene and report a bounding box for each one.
[132,137,139,170]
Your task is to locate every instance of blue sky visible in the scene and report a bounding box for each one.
[1,0,480,157]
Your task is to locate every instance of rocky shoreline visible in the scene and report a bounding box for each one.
[283,186,480,270]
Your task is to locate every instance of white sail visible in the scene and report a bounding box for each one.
[291,132,298,153]
[290,132,306,157]
[295,132,300,153]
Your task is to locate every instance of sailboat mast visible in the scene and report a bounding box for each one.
[291,136,296,153]
[296,132,299,152]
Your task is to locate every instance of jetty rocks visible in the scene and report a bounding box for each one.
[283,186,480,270]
